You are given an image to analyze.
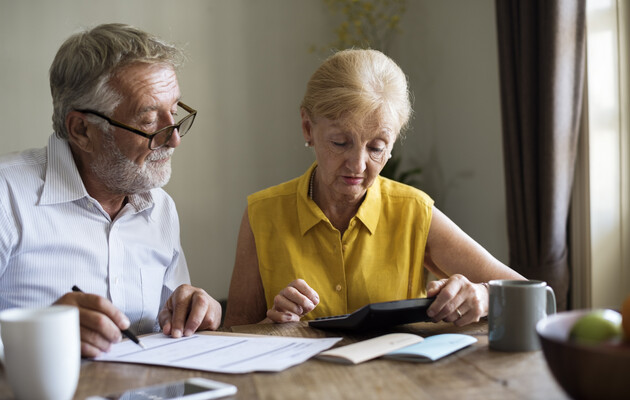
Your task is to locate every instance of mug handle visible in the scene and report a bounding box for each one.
[546,286,557,315]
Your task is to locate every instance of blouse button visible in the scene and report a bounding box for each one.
[335,284,342,292]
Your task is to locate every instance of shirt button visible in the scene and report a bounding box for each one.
[335,284,342,292]
[342,244,348,252]
[114,277,120,285]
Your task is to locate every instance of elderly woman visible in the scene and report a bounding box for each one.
[224,49,524,328]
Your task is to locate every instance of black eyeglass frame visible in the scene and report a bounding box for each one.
[76,101,197,150]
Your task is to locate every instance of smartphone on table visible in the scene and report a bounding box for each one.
[86,377,237,400]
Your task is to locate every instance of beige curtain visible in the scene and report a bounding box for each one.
[495,0,586,310]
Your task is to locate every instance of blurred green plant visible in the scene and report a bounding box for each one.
[380,153,422,186]
[313,0,407,54]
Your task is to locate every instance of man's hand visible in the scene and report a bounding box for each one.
[54,291,130,358]
[266,279,320,323]
[158,284,222,338]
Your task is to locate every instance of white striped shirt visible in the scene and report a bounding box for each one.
[0,134,190,334]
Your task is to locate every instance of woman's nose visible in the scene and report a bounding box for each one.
[345,146,368,173]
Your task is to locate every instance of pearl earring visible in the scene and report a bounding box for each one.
[305,142,310,147]
[388,153,392,159]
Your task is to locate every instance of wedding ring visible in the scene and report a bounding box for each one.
[456,309,462,318]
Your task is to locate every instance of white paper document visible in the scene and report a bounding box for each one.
[95,333,341,374]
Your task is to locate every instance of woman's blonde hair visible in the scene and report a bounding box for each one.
[301,49,412,136]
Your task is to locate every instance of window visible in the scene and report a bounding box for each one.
[572,0,630,308]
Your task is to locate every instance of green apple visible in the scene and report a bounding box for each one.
[569,309,623,344]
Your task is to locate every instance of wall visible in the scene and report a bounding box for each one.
[0,0,508,301]
[395,0,508,265]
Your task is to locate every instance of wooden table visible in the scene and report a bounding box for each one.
[0,321,569,400]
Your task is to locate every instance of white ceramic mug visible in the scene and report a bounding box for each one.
[0,305,80,400]
[488,280,556,352]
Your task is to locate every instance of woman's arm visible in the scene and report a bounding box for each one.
[223,208,268,328]
[223,208,320,328]
[424,206,525,325]
[425,207,523,281]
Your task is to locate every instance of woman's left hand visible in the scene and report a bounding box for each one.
[425,274,489,326]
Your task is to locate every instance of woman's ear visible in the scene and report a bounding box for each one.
[301,108,313,145]
[66,111,94,153]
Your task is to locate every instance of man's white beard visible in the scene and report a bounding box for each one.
[90,130,174,195]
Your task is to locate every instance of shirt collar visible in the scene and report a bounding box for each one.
[297,162,382,235]
[355,176,381,234]
[39,134,155,214]
[39,134,89,205]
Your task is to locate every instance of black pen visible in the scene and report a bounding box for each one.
[71,285,146,349]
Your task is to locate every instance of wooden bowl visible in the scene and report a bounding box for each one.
[536,310,630,400]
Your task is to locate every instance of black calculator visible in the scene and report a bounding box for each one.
[308,297,435,331]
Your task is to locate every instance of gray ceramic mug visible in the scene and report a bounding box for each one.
[488,280,556,351]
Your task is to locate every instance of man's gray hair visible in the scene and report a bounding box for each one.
[49,23,185,139]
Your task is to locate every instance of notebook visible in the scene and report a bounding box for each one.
[316,333,477,364]
[317,333,423,364]
[383,333,477,362]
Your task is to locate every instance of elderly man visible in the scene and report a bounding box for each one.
[0,23,221,357]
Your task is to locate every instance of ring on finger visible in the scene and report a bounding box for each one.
[455,309,462,318]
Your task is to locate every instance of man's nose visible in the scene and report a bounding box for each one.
[165,128,182,148]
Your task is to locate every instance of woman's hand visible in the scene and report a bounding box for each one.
[266,279,320,323]
[426,274,489,326]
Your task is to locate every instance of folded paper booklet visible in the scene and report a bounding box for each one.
[317,333,423,364]
[316,333,477,365]
[384,333,477,362]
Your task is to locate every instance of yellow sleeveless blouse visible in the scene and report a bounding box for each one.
[248,163,434,320]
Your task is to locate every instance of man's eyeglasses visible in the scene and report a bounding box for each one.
[76,101,197,150]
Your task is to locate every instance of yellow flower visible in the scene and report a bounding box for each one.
[320,0,406,53]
